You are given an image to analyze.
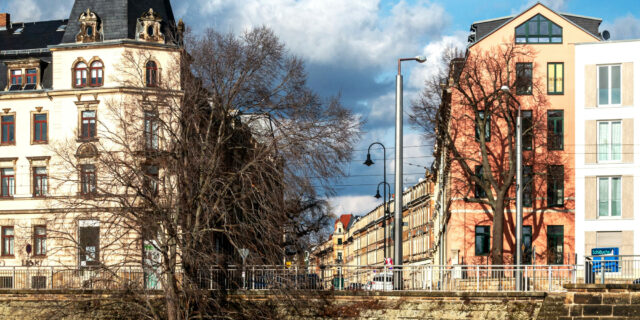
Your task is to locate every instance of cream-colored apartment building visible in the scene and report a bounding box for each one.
[0,0,180,269]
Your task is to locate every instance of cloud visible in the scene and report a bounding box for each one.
[601,14,640,40]
[522,0,569,12]
[408,31,467,90]
[178,0,450,69]
[329,195,381,216]
[6,0,73,22]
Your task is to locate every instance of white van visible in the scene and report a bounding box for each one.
[370,272,393,291]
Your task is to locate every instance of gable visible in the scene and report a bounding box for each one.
[470,3,600,48]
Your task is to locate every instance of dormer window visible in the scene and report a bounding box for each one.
[90,61,103,87]
[74,62,88,87]
[136,8,165,43]
[75,9,102,43]
[146,61,158,87]
[10,70,22,88]
[25,69,37,90]
[515,14,562,44]
[5,59,41,91]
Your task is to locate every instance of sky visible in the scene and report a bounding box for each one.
[3,0,640,217]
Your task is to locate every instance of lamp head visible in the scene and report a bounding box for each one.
[374,189,382,199]
[500,85,510,93]
[363,153,374,166]
[415,56,427,63]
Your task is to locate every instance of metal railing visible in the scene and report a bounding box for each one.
[210,264,578,292]
[0,267,147,290]
[584,255,640,284]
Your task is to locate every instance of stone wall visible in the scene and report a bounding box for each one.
[540,284,640,320]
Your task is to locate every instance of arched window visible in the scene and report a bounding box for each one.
[74,62,88,87]
[146,61,158,87]
[90,61,103,86]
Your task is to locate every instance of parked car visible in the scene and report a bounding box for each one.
[369,272,393,291]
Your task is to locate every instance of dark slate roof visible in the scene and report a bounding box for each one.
[61,0,176,44]
[469,12,602,44]
[0,20,67,51]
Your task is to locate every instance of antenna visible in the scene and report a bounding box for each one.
[602,30,610,41]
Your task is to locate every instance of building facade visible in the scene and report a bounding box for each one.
[443,3,602,266]
[575,40,639,262]
[0,0,180,268]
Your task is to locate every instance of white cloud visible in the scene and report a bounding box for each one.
[601,14,640,40]
[182,0,450,68]
[408,31,467,89]
[329,195,381,216]
[522,0,569,12]
[6,0,73,22]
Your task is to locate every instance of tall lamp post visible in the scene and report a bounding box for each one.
[500,85,523,290]
[364,142,389,260]
[395,56,427,290]
[374,181,392,259]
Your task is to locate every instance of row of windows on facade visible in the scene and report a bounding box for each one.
[474,164,564,207]
[0,226,46,258]
[0,111,159,147]
[478,110,624,161]
[474,164,622,218]
[515,62,623,107]
[474,225,565,264]
[0,164,93,198]
[0,163,160,198]
[7,60,159,91]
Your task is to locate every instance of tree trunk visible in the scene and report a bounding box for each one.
[166,272,180,320]
[491,200,504,265]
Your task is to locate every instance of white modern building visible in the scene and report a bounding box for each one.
[575,39,640,263]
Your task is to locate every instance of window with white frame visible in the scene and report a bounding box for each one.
[597,120,622,162]
[598,177,621,217]
[598,65,621,106]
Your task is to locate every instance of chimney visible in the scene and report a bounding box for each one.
[0,13,10,30]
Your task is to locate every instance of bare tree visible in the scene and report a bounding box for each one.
[411,40,570,265]
[48,26,358,319]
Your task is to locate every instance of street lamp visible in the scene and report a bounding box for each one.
[374,181,392,259]
[501,85,523,290]
[364,142,389,260]
[395,56,427,290]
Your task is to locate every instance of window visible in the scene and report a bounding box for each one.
[523,165,534,207]
[547,165,564,207]
[74,62,88,87]
[523,226,532,264]
[81,110,97,139]
[598,177,621,217]
[547,225,564,265]
[80,164,97,195]
[79,220,100,267]
[33,226,46,256]
[337,238,342,245]
[598,65,621,106]
[146,61,158,87]
[144,165,159,196]
[0,168,14,198]
[144,111,159,150]
[33,167,48,197]
[522,110,533,151]
[475,226,490,256]
[516,63,533,95]
[547,63,564,94]
[25,68,37,89]
[515,14,562,44]
[597,121,622,162]
[474,165,487,198]
[475,111,490,141]
[547,110,563,150]
[337,251,343,261]
[89,61,103,86]
[33,113,47,143]
[1,115,15,145]
[1,227,13,256]
[10,69,22,86]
